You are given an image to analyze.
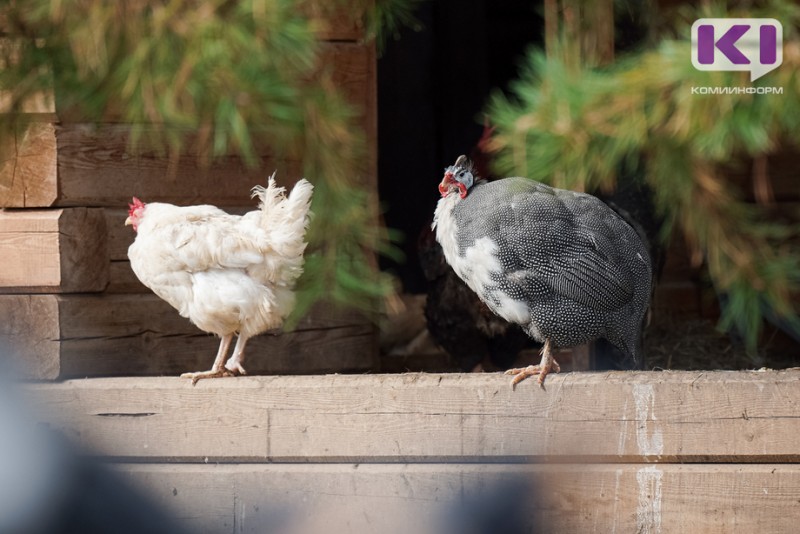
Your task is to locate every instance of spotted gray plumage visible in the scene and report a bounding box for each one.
[434,161,652,383]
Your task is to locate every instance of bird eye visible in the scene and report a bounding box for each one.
[458,171,464,178]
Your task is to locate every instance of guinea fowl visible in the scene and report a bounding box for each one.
[418,122,534,372]
[433,155,652,388]
[592,170,665,370]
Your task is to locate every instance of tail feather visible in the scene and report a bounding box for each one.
[251,173,314,259]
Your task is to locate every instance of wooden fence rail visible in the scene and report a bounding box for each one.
[23,370,800,533]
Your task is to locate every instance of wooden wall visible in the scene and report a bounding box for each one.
[0,12,379,379]
[26,370,800,533]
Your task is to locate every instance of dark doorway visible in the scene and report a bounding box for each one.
[377,1,545,293]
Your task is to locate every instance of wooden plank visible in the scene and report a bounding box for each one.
[114,463,800,534]
[0,210,60,288]
[60,320,375,378]
[547,1,614,67]
[0,43,373,207]
[0,294,59,378]
[54,124,303,207]
[25,370,800,462]
[1,294,376,379]
[0,121,57,207]
[0,208,108,292]
[106,260,147,293]
[106,208,135,261]
[306,4,365,41]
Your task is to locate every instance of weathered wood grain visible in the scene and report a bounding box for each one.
[114,463,800,534]
[0,121,57,207]
[54,124,303,207]
[0,43,373,207]
[2,294,376,379]
[306,3,366,41]
[106,208,136,261]
[25,370,800,462]
[106,260,148,293]
[0,208,108,292]
[0,295,60,378]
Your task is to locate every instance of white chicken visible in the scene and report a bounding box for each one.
[125,175,314,384]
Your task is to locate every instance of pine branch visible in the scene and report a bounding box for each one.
[0,0,407,319]
[488,0,800,349]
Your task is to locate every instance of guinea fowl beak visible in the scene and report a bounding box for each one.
[439,172,455,197]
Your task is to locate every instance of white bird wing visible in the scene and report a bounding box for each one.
[156,205,268,273]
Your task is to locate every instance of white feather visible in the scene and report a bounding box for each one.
[434,194,531,326]
[128,176,313,339]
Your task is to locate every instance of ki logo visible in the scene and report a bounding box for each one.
[691,18,783,81]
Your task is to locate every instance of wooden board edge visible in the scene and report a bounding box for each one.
[111,462,800,534]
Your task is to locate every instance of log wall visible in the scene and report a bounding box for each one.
[0,16,378,379]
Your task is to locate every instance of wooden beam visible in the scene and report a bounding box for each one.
[306,4,366,41]
[114,463,800,534]
[106,208,136,261]
[0,208,108,292]
[106,260,147,293]
[0,43,373,208]
[25,370,800,462]
[0,121,57,207]
[545,0,615,67]
[0,294,60,378]
[53,124,304,208]
[2,294,376,379]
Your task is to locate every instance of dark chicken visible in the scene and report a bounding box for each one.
[419,225,532,372]
[433,156,652,388]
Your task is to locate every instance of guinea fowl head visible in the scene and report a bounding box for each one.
[124,197,146,232]
[439,155,476,199]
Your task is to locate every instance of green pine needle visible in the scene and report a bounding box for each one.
[488,0,800,350]
[0,0,410,323]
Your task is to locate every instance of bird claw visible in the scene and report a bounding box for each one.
[224,361,247,376]
[181,358,249,385]
[180,368,235,385]
[505,365,544,390]
[505,359,561,391]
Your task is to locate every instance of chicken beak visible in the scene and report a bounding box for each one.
[439,172,455,197]
[124,216,132,226]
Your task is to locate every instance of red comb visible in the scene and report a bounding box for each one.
[128,197,145,217]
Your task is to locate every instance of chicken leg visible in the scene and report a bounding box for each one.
[504,339,561,390]
[181,334,235,385]
[224,335,249,375]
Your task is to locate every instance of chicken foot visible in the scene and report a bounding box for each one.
[505,339,561,390]
[181,334,236,385]
[223,335,249,375]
